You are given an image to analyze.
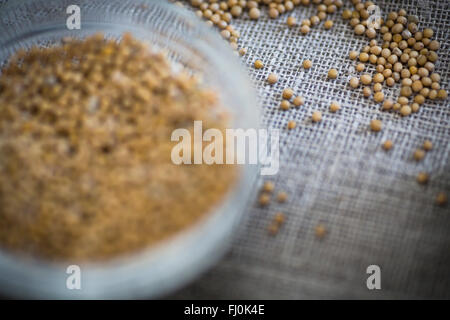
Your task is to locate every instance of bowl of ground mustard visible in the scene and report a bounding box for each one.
[0,0,258,298]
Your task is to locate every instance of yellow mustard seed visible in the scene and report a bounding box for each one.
[363,87,372,98]
[416,172,429,185]
[382,140,393,151]
[374,91,385,103]
[280,100,290,110]
[282,88,294,100]
[324,20,334,30]
[370,119,382,132]
[262,181,275,193]
[349,51,358,60]
[254,59,264,69]
[413,149,425,161]
[303,59,312,69]
[356,63,365,72]
[300,25,310,34]
[382,99,394,110]
[274,212,286,225]
[293,96,305,107]
[423,140,433,151]
[315,224,327,239]
[287,120,297,130]
[328,68,338,79]
[259,193,271,206]
[249,7,261,20]
[277,191,288,203]
[349,77,359,88]
[361,74,372,85]
[311,111,322,123]
[287,16,296,27]
[330,102,340,113]
[400,105,412,116]
[436,192,448,207]
[267,73,278,85]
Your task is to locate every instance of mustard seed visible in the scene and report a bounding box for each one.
[382,140,393,151]
[382,99,394,110]
[262,181,275,193]
[300,25,310,34]
[330,102,340,113]
[293,96,305,107]
[356,63,366,72]
[361,74,372,85]
[249,7,261,19]
[349,77,359,88]
[363,87,372,97]
[436,192,448,207]
[277,191,288,203]
[267,73,278,85]
[324,20,334,30]
[254,59,264,69]
[349,51,358,60]
[259,193,271,206]
[374,91,384,103]
[287,16,296,27]
[416,172,429,185]
[287,120,297,130]
[315,224,326,239]
[282,88,294,100]
[303,59,312,69]
[413,149,425,161]
[370,119,382,132]
[311,111,322,123]
[400,105,412,116]
[423,140,433,151]
[328,68,338,79]
[280,100,290,110]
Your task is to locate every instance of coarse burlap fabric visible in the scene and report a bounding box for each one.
[0,0,448,299]
[170,0,450,299]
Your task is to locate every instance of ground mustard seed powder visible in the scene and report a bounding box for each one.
[0,33,236,260]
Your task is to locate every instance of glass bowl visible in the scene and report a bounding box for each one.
[0,0,258,298]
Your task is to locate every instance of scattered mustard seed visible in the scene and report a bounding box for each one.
[315,224,327,239]
[349,77,360,88]
[328,68,338,79]
[287,16,296,27]
[311,111,322,123]
[423,140,433,151]
[280,100,290,110]
[259,193,271,207]
[413,149,425,161]
[282,88,294,100]
[330,102,340,113]
[254,59,264,69]
[370,119,382,132]
[382,140,393,151]
[303,59,312,69]
[416,172,429,185]
[267,73,278,85]
[277,191,288,203]
[293,96,305,107]
[262,181,275,193]
[287,120,297,130]
[436,192,448,207]
[324,20,334,30]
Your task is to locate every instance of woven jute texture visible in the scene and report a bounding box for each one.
[170,0,450,299]
[0,0,448,299]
